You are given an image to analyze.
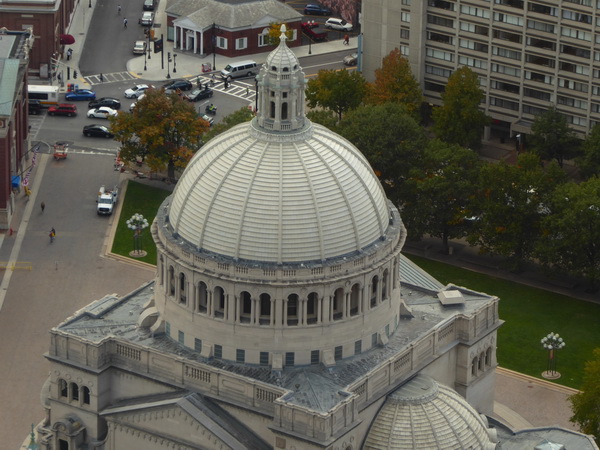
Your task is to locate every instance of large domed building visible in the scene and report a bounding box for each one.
[36,27,598,450]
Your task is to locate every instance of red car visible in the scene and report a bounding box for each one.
[48,103,77,117]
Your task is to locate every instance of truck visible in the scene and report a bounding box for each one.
[301,22,328,42]
[97,185,119,215]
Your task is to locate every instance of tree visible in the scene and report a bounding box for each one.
[529,105,580,168]
[306,109,338,130]
[305,69,367,121]
[110,89,208,179]
[202,107,255,142]
[570,347,600,444]
[431,66,490,150]
[402,139,482,251]
[366,48,423,119]
[266,22,294,46]
[336,103,426,207]
[577,123,600,179]
[535,177,600,291]
[467,153,566,270]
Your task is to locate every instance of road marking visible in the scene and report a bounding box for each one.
[85,71,136,85]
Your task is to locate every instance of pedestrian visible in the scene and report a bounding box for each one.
[49,227,56,243]
[123,17,128,28]
[41,201,45,213]
[117,4,121,14]
[100,73,104,82]
[224,79,229,89]
[211,73,215,86]
[246,86,249,97]
[197,78,201,88]
[343,34,349,45]
[67,48,73,60]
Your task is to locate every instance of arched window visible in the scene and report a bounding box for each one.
[479,352,485,371]
[169,266,175,296]
[307,292,318,324]
[281,102,288,120]
[472,357,478,376]
[198,282,208,313]
[350,283,360,316]
[240,291,252,323]
[82,386,91,405]
[259,293,271,325]
[59,379,68,398]
[270,101,275,119]
[371,276,379,307]
[485,347,492,366]
[333,288,344,320]
[214,286,225,318]
[283,66,289,72]
[179,273,186,304]
[160,255,164,285]
[287,294,298,326]
[382,269,389,301]
[71,383,79,402]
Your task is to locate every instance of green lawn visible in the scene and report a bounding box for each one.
[111,180,172,265]
[405,254,600,389]
[111,182,600,389]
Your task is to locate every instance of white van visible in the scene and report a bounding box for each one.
[220,60,258,80]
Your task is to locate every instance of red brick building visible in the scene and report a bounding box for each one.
[0,30,34,229]
[166,0,303,61]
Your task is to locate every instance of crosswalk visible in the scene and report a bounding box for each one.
[84,71,137,86]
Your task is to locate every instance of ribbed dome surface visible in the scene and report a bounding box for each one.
[364,375,496,449]
[168,121,390,263]
[265,27,298,73]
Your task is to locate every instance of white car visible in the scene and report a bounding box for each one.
[129,94,145,112]
[139,11,154,26]
[87,107,118,119]
[124,84,151,98]
[325,17,353,31]
[133,40,147,55]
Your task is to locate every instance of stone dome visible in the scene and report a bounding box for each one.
[364,375,497,449]
[168,117,390,265]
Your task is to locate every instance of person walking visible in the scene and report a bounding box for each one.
[67,48,73,60]
[123,17,128,28]
[343,34,350,45]
[99,73,104,82]
[40,201,45,213]
[117,4,121,14]
[49,227,56,243]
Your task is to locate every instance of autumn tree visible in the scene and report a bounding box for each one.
[266,22,294,46]
[367,48,423,119]
[305,69,367,121]
[529,105,580,168]
[402,139,482,252]
[110,89,209,179]
[467,153,566,270]
[306,109,338,130]
[202,107,255,142]
[535,177,600,290]
[570,347,600,444]
[336,102,427,206]
[432,66,490,150]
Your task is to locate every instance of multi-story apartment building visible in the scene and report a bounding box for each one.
[361,0,600,138]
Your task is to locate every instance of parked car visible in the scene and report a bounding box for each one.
[301,22,328,42]
[185,87,213,102]
[143,0,155,10]
[89,97,121,110]
[343,52,358,66]
[139,11,154,26]
[124,84,151,98]
[87,107,118,119]
[133,40,147,55]
[304,4,331,15]
[325,17,353,31]
[129,94,145,112]
[65,89,96,101]
[83,124,114,138]
[200,114,214,126]
[48,103,77,117]
[28,99,43,115]
[163,79,193,91]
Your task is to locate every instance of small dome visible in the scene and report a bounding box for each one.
[364,375,497,449]
[265,24,299,74]
[168,121,390,264]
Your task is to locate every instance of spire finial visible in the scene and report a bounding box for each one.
[280,24,287,42]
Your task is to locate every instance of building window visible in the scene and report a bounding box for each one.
[258,28,269,47]
[372,333,378,347]
[492,29,522,43]
[333,288,344,320]
[459,56,487,69]
[561,44,590,59]
[401,12,410,22]
[260,352,269,366]
[71,383,79,402]
[426,48,454,62]
[523,104,546,116]
[240,291,252,323]
[523,88,551,101]
[169,266,175,296]
[557,96,587,110]
[354,340,362,355]
[566,115,587,126]
[525,54,555,68]
[460,22,488,36]
[428,0,454,11]
[426,65,452,78]
[216,36,228,50]
[82,386,90,405]
[490,97,519,111]
[492,46,521,60]
[528,2,557,16]
[494,0,523,7]
[491,63,521,77]
[527,19,554,34]
[427,14,454,28]
[179,273,186,304]
[385,324,390,337]
[334,346,343,361]
[459,39,488,53]
[307,292,318,324]
[428,31,453,45]
[370,276,379,307]
[178,330,184,345]
[214,344,223,359]
[195,338,202,353]
[236,349,245,363]
[559,61,589,75]
[311,350,320,365]
[424,81,445,92]
[460,5,490,18]
[563,10,592,24]
[236,37,247,50]
[525,71,553,84]
[166,321,171,336]
[59,379,68,398]
[285,352,295,367]
[560,78,588,93]
[491,80,519,94]
[214,286,225,318]
[493,12,523,26]
[561,27,591,41]
[198,281,208,313]
[400,29,410,40]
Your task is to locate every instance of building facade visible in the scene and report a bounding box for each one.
[361,0,600,138]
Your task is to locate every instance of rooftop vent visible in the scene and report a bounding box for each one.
[437,289,465,306]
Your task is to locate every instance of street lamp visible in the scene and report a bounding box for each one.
[144,45,147,71]
[166,52,172,79]
[254,76,258,112]
[541,332,566,379]
[88,0,91,7]
[126,213,149,257]
[212,22,220,71]
[173,53,177,73]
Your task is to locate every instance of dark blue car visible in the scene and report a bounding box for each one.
[65,89,96,101]
[304,4,332,15]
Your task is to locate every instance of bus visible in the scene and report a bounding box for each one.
[27,85,59,106]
